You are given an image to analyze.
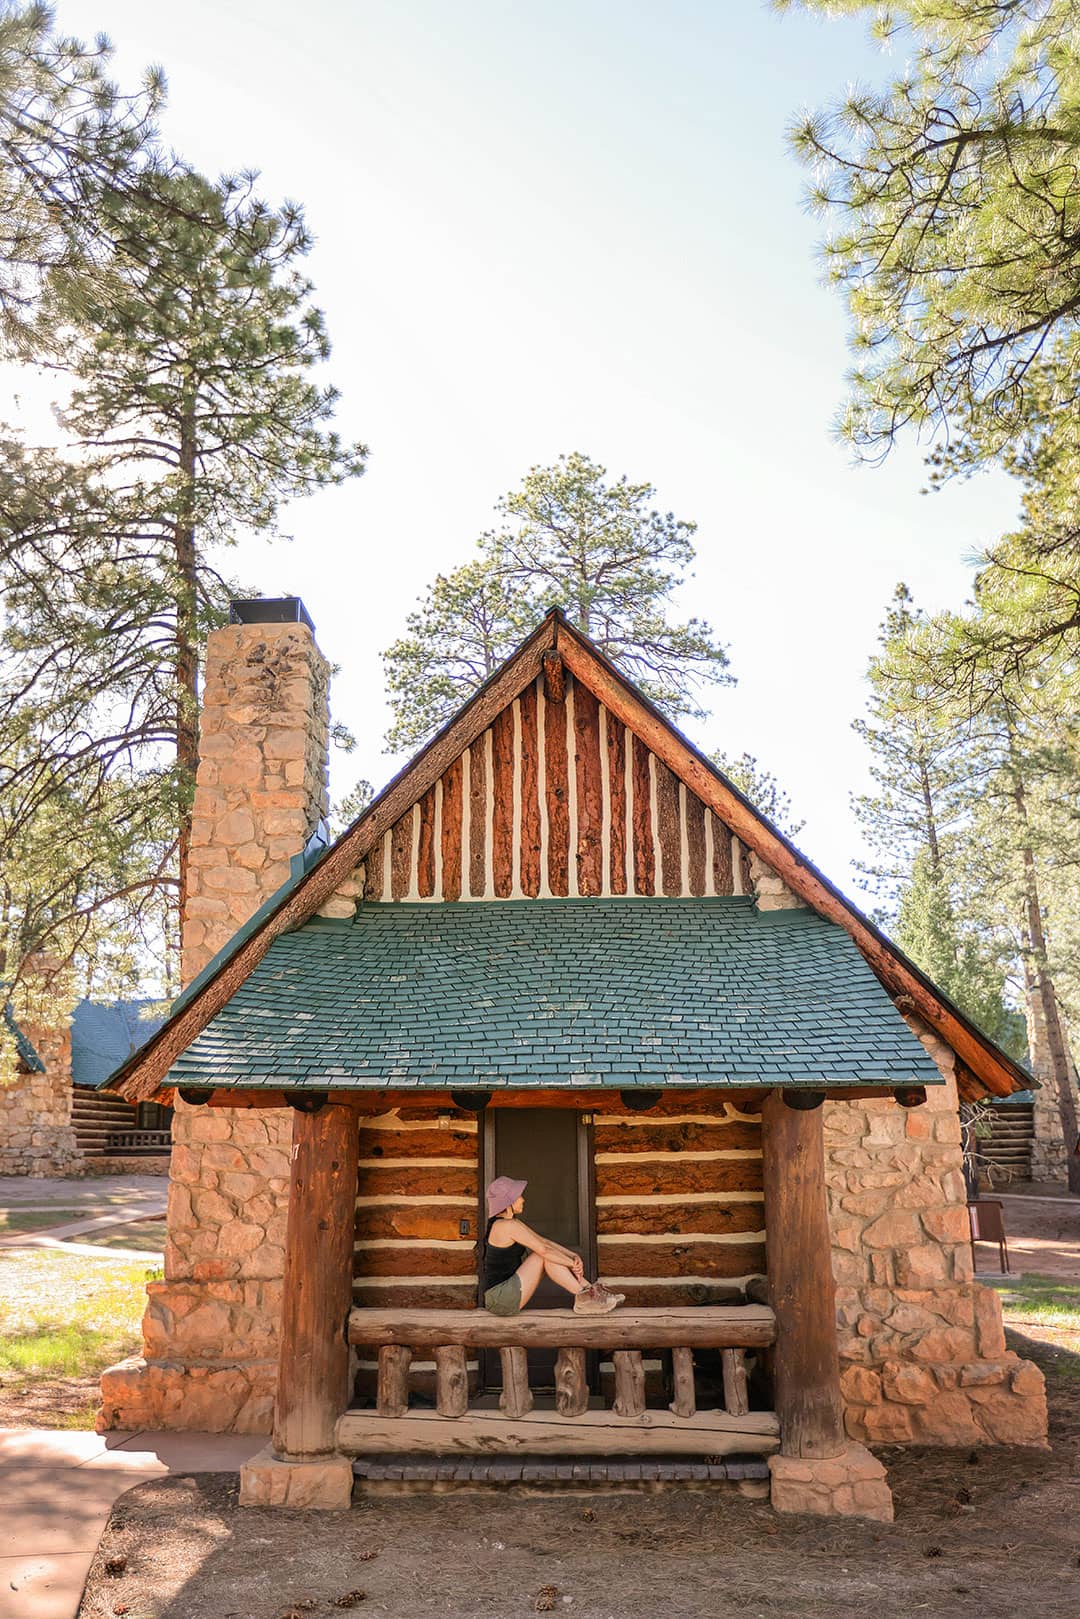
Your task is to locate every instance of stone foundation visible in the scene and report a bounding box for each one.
[769,1444,894,1522]
[98,1353,276,1435]
[0,1018,81,1178]
[239,1446,354,1509]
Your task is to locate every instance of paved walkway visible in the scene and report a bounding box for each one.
[0,1175,168,1209]
[0,1428,262,1619]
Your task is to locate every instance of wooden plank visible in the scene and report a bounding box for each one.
[607,715,627,895]
[655,760,682,897]
[352,1244,476,1278]
[390,812,412,901]
[490,705,515,899]
[347,1304,776,1350]
[631,736,654,894]
[198,1087,769,1116]
[593,1120,762,1154]
[440,756,463,902]
[722,1348,749,1418]
[336,1406,780,1458]
[357,1164,477,1199]
[612,1350,646,1417]
[596,1239,766,1278]
[417,786,436,898]
[597,1201,766,1237]
[499,1346,534,1418]
[435,1345,469,1416]
[353,1281,477,1310]
[273,1102,360,1459]
[364,842,384,902]
[573,682,603,896]
[468,737,487,897]
[518,682,541,897]
[670,1347,696,1418]
[544,680,570,896]
[613,1282,757,1308]
[357,1126,478,1160]
[377,1345,411,1417]
[685,792,706,897]
[356,1207,475,1242]
[555,1348,588,1416]
[594,1160,764,1197]
[711,814,732,895]
[761,1089,846,1460]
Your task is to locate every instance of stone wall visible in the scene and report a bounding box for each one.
[99,617,329,1435]
[0,1012,81,1178]
[827,1015,1047,1447]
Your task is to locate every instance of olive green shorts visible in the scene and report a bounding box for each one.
[484,1275,523,1316]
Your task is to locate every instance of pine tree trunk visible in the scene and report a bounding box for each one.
[1010,757,1080,1193]
[174,406,199,925]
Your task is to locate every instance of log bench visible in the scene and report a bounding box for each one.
[339,1305,778,1457]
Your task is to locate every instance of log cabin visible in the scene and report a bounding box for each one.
[97,600,1048,1519]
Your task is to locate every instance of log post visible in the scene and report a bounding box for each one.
[272,1102,360,1460]
[721,1349,749,1418]
[669,1347,696,1417]
[435,1345,469,1416]
[555,1348,588,1416]
[499,1346,534,1418]
[760,1089,846,1459]
[612,1350,646,1417]
[377,1345,412,1418]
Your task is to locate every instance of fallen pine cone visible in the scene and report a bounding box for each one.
[358,1550,379,1562]
[580,1509,595,1523]
[924,1546,943,1559]
[332,1593,367,1609]
[104,1556,128,1578]
[535,1587,560,1613]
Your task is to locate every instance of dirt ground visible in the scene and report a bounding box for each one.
[989,1195,1080,1282]
[76,1320,1080,1619]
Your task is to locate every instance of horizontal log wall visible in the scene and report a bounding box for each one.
[593,1099,766,1306]
[361,672,753,902]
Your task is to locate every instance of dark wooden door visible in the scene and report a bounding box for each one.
[481,1107,593,1391]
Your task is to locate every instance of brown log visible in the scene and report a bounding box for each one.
[573,682,603,896]
[356,1206,475,1242]
[595,1239,766,1278]
[376,1344,412,1417]
[435,1345,469,1416]
[710,814,733,895]
[631,735,655,895]
[612,1350,646,1417]
[416,786,436,898]
[542,649,565,703]
[490,704,515,899]
[272,1102,360,1459]
[347,1303,776,1350]
[518,682,541,897]
[352,1243,475,1278]
[353,1281,477,1310]
[760,1088,846,1460]
[357,1164,477,1199]
[655,761,682,897]
[597,1201,766,1237]
[357,1126,478,1161]
[737,841,752,896]
[607,714,628,895]
[555,1347,588,1416]
[669,1347,696,1417]
[685,792,706,897]
[468,735,488,897]
[499,1346,534,1418]
[364,843,384,902]
[440,756,463,902]
[593,1119,762,1154]
[609,1282,752,1309]
[594,1160,764,1197]
[199,1087,768,1116]
[722,1348,749,1418]
[390,811,412,901]
[544,683,570,896]
[337,1406,779,1458]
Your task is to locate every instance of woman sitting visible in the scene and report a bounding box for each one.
[482,1175,624,1316]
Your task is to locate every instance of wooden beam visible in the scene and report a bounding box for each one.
[272,1102,360,1459]
[499,1347,534,1418]
[376,1345,411,1418]
[154,1083,924,1111]
[336,1406,780,1458]
[760,1089,846,1460]
[669,1348,696,1418]
[612,1350,646,1417]
[555,1348,588,1417]
[434,1346,469,1417]
[347,1304,776,1351]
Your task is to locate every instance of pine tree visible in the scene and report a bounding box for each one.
[709,750,804,840]
[383,453,731,750]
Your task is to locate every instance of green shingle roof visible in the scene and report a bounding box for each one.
[165,898,943,1092]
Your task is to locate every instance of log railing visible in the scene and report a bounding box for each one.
[338,1305,779,1458]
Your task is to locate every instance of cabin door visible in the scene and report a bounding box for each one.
[481,1108,594,1392]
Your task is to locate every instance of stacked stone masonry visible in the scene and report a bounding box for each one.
[0,1018,81,1178]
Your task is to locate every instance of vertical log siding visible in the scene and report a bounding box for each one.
[360,672,753,902]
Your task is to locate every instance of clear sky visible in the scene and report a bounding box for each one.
[43,0,1020,899]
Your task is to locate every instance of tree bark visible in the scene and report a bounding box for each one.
[174,401,199,926]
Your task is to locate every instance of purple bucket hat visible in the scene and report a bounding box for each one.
[486,1175,527,1217]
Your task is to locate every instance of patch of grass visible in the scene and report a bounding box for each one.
[0,1209,83,1233]
[993,1273,1080,1329]
[77,1219,168,1253]
[0,1250,161,1386]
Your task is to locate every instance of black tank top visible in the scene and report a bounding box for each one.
[483,1215,528,1290]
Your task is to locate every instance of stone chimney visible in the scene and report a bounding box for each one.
[99,599,333,1436]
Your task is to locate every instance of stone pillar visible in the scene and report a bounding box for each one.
[0,956,81,1178]
[98,607,331,1435]
[825,1014,1048,1449]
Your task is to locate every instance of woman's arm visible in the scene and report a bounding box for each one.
[500,1219,582,1270]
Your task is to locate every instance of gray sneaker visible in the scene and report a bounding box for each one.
[573,1283,621,1316]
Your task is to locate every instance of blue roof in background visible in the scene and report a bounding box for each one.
[3,1003,45,1072]
[73,999,166,1089]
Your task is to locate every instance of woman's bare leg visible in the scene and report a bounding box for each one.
[542,1257,588,1299]
[514,1251,545,1305]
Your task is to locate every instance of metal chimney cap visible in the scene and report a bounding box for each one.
[228,597,315,633]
